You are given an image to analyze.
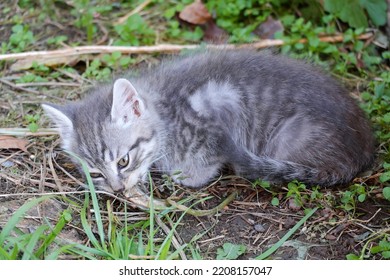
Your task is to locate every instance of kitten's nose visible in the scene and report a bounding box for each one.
[111,183,125,193]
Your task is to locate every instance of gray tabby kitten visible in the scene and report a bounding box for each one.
[42,50,375,196]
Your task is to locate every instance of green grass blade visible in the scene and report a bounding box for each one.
[22,224,49,260]
[45,244,77,260]
[0,245,11,260]
[0,196,50,245]
[65,151,106,249]
[148,173,155,256]
[80,192,102,250]
[35,209,72,257]
[255,207,318,260]
[137,229,145,256]
[67,243,111,259]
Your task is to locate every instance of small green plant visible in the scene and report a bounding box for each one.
[46,35,68,46]
[216,243,246,260]
[25,113,40,133]
[381,163,390,201]
[83,59,111,81]
[114,15,155,46]
[3,24,35,53]
[339,184,373,215]
[324,0,387,28]
[383,186,390,201]
[70,0,112,43]
[370,237,390,259]
[16,62,56,83]
[347,234,390,260]
[205,0,268,43]
[101,51,134,69]
[286,180,308,208]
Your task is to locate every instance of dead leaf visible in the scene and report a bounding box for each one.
[203,20,229,44]
[179,0,212,25]
[0,135,29,153]
[254,16,284,39]
[11,55,83,71]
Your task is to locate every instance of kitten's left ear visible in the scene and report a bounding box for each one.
[111,78,145,125]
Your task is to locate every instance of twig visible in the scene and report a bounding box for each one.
[115,0,152,25]
[0,78,40,94]
[15,82,81,87]
[0,128,58,136]
[155,215,187,260]
[0,32,375,63]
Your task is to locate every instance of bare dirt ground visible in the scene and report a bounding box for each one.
[1,1,389,260]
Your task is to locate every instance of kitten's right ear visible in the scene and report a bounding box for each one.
[42,103,74,136]
[111,78,145,126]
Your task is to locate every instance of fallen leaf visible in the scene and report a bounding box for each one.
[203,20,229,44]
[287,197,302,211]
[216,243,246,260]
[179,0,211,25]
[325,234,337,240]
[11,55,83,71]
[0,135,29,152]
[254,16,284,39]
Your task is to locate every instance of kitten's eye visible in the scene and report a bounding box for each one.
[117,154,130,169]
[90,172,103,179]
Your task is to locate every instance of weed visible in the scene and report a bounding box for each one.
[286,180,308,208]
[205,0,265,43]
[216,243,246,260]
[101,51,134,69]
[24,113,40,133]
[70,0,112,44]
[83,59,112,81]
[83,52,135,80]
[347,233,390,260]
[324,0,387,28]
[370,237,390,259]
[114,15,155,46]
[3,24,35,53]
[46,35,68,46]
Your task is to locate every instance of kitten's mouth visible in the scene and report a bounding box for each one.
[123,182,167,210]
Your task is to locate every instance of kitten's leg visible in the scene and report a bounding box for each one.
[222,137,342,186]
[170,161,223,188]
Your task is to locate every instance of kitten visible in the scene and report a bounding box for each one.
[42,50,375,196]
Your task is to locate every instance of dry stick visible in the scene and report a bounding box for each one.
[155,215,187,260]
[115,0,152,25]
[0,128,58,136]
[0,78,40,94]
[47,145,64,194]
[16,82,81,87]
[0,32,374,63]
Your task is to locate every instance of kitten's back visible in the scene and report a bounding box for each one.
[138,50,375,186]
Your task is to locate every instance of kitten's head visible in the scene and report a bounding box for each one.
[42,78,158,196]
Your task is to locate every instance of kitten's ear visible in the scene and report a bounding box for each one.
[42,103,74,139]
[111,78,145,125]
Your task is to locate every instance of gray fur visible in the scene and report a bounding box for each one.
[42,50,375,195]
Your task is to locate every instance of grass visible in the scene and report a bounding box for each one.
[0,0,389,260]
